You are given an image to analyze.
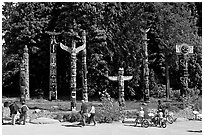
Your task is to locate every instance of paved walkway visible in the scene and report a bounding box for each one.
[2,119,202,135]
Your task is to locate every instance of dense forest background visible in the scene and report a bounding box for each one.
[2,2,202,101]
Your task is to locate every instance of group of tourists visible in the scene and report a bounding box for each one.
[2,99,29,125]
[137,100,168,126]
[2,99,96,126]
[2,98,167,127]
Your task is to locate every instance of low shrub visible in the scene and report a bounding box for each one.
[170,90,180,100]
[96,90,122,123]
[193,96,202,112]
[53,114,63,121]
[62,112,82,122]
[150,84,166,98]
[163,102,182,112]
[95,97,121,123]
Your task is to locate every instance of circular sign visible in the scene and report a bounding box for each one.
[181,44,190,55]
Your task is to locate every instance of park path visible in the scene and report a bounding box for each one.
[2,119,202,135]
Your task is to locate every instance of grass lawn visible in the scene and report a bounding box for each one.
[2,96,174,112]
[2,96,201,122]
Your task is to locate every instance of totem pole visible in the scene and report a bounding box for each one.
[46,31,61,100]
[81,30,88,102]
[20,45,30,100]
[141,28,150,102]
[176,43,193,96]
[106,68,133,107]
[60,32,86,110]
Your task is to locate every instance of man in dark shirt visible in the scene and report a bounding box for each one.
[9,101,20,125]
[80,100,88,126]
[157,100,163,112]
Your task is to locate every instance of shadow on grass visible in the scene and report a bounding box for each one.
[62,124,83,127]
[187,130,202,133]
[123,124,136,127]
[61,123,97,128]
[2,123,12,125]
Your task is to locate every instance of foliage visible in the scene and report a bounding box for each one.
[62,112,82,122]
[2,2,202,100]
[150,84,166,98]
[186,87,201,109]
[163,102,181,113]
[96,90,122,123]
[170,89,181,100]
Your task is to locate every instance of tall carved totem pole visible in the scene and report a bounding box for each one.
[141,28,150,102]
[20,45,30,100]
[176,43,193,96]
[46,31,61,100]
[106,68,133,107]
[60,31,86,110]
[81,31,88,102]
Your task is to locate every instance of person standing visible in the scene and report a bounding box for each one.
[88,104,96,126]
[157,100,165,117]
[139,107,145,120]
[2,101,10,124]
[19,100,29,125]
[9,101,20,125]
[80,100,88,126]
[157,100,163,112]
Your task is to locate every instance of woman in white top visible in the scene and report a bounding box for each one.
[88,105,96,125]
[139,107,145,119]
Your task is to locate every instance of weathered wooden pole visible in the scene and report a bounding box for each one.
[49,34,58,100]
[106,68,133,107]
[20,45,30,100]
[82,30,88,102]
[141,28,150,102]
[176,43,193,96]
[60,33,86,110]
[46,31,61,100]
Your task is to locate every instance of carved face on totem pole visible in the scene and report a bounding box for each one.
[118,68,124,76]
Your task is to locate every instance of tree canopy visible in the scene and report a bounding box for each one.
[2,2,202,100]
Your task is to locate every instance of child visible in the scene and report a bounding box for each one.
[19,100,29,125]
[9,101,20,125]
[139,107,145,119]
[88,104,96,126]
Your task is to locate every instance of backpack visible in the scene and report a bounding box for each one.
[21,105,29,113]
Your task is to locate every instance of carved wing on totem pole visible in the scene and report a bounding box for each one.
[46,31,61,36]
[123,76,133,81]
[107,76,118,81]
[76,43,86,53]
[140,28,150,33]
[60,43,72,53]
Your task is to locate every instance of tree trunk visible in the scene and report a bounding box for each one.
[165,58,170,100]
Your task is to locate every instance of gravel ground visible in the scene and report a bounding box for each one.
[2,120,202,135]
